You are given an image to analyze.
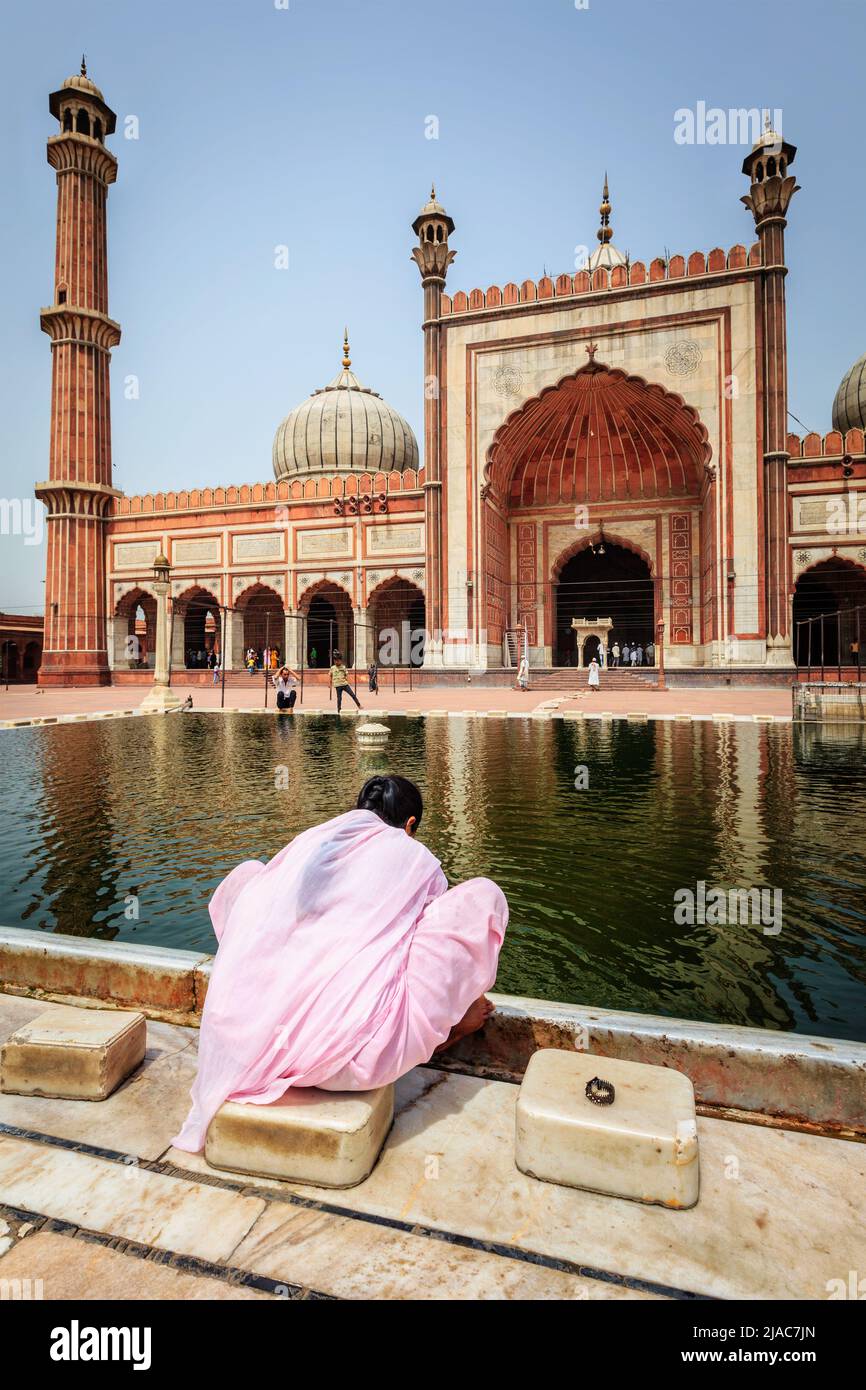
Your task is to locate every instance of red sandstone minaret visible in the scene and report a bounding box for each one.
[412,188,455,663]
[36,61,121,686]
[741,118,799,664]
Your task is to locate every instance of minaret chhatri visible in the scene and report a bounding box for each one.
[741,116,799,664]
[36,60,122,685]
[412,187,455,664]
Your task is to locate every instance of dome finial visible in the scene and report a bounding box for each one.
[597,173,613,245]
[342,327,351,369]
[81,54,87,77]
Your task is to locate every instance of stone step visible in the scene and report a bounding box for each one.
[0,1005,146,1101]
[205,1083,395,1188]
[514,1048,699,1210]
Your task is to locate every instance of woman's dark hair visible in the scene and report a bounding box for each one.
[357,775,423,829]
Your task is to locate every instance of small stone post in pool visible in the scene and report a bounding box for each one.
[140,553,184,713]
[356,721,391,746]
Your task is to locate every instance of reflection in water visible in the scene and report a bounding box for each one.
[0,715,864,1041]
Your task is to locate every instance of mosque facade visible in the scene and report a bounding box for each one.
[34,66,866,684]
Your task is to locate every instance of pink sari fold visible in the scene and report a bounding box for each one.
[172,809,507,1152]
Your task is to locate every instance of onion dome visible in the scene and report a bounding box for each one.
[272,331,419,481]
[832,353,866,434]
[62,58,106,103]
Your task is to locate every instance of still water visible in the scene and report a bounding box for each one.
[1,714,864,1041]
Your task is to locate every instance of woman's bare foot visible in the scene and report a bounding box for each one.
[434,996,495,1053]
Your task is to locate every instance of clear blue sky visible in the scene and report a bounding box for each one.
[1,0,863,610]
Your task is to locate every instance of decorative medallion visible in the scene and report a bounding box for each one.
[796,551,811,566]
[412,569,424,584]
[493,364,524,397]
[859,548,866,564]
[664,341,702,377]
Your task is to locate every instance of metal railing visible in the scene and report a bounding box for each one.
[795,603,864,682]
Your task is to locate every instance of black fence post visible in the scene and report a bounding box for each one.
[820,613,825,681]
[300,614,305,705]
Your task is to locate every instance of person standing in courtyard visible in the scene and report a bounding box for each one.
[368,660,379,694]
[587,656,600,690]
[635,643,644,667]
[330,650,361,713]
[272,664,300,711]
[172,775,508,1154]
[646,639,655,666]
[611,641,620,668]
[621,642,630,667]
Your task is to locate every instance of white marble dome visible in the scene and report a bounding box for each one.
[832,352,866,434]
[272,339,419,481]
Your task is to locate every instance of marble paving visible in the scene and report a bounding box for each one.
[1,995,863,1300]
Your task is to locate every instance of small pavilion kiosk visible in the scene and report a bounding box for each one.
[570,617,613,668]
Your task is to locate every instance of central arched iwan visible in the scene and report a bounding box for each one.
[485,361,711,507]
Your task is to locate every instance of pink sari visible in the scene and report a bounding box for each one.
[172,809,508,1152]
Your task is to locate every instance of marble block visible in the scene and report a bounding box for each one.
[0,1006,146,1101]
[515,1049,699,1209]
[205,1084,395,1188]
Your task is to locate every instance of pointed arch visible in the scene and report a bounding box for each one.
[485,359,711,507]
[299,579,355,666]
[174,586,222,669]
[366,575,426,667]
[551,530,655,581]
[793,555,866,667]
[235,583,285,663]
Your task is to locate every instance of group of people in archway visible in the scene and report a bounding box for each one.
[245,646,281,674]
[185,645,217,670]
[608,639,655,668]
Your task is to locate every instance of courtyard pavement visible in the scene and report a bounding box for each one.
[0,678,792,725]
[1,991,862,1300]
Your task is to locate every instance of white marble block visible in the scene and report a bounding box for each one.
[0,1006,146,1101]
[205,1084,394,1188]
[515,1049,700,1209]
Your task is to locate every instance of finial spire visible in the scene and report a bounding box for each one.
[430,183,436,200]
[597,174,613,246]
[342,327,351,369]
[81,55,87,77]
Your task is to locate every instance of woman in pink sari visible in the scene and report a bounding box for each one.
[173,775,508,1152]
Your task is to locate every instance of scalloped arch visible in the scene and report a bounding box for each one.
[234,580,285,612]
[113,584,157,616]
[486,360,711,507]
[297,576,354,610]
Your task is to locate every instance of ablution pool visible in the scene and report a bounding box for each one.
[1,713,864,1042]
